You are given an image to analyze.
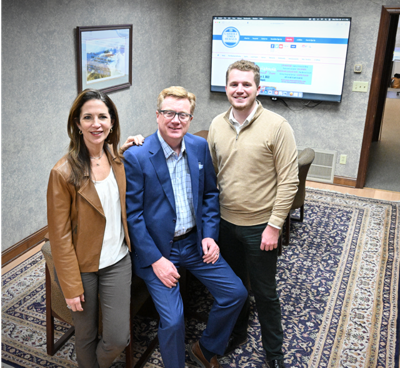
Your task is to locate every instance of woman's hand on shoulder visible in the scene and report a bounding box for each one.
[121,134,145,153]
[66,294,85,312]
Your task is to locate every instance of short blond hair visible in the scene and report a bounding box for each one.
[226,60,260,87]
[157,86,196,114]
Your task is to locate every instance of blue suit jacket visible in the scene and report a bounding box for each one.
[124,132,220,279]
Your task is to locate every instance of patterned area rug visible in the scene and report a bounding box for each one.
[2,189,399,368]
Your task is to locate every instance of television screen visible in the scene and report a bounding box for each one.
[211,16,352,102]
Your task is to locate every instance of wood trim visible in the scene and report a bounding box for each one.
[2,226,48,267]
[356,6,400,188]
[333,176,357,188]
[308,177,356,188]
[371,15,398,142]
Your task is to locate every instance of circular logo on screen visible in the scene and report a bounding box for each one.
[221,27,240,48]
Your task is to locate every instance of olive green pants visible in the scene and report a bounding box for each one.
[71,254,132,368]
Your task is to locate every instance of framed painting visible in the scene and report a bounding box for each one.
[77,24,132,93]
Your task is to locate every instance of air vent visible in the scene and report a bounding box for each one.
[298,147,336,183]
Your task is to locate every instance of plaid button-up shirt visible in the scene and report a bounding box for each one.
[157,131,196,236]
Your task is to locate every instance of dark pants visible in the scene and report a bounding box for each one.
[71,254,132,368]
[218,218,283,361]
[136,230,248,368]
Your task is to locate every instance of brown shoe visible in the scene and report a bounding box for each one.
[189,341,221,368]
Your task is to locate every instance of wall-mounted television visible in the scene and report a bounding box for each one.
[211,16,352,102]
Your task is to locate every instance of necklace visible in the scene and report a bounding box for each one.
[90,149,104,166]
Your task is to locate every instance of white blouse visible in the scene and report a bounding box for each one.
[93,168,128,269]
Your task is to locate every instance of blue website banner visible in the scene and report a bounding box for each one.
[258,63,313,85]
[213,35,348,44]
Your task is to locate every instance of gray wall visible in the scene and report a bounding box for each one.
[2,0,400,250]
[180,0,400,177]
[1,0,180,250]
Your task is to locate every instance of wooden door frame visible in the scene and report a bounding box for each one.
[356,6,400,188]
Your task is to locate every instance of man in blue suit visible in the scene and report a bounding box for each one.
[124,86,247,368]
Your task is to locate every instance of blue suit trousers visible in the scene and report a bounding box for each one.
[134,230,247,368]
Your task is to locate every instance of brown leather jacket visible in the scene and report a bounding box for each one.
[46,150,131,299]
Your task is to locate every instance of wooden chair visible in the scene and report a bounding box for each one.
[41,241,157,367]
[42,241,76,356]
[282,148,315,248]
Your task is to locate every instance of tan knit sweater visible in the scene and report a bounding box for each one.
[208,102,299,228]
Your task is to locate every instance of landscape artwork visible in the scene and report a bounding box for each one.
[78,25,132,93]
[86,32,128,82]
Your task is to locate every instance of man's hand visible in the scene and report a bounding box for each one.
[65,294,85,312]
[152,256,180,288]
[260,225,280,251]
[121,134,145,153]
[202,237,220,264]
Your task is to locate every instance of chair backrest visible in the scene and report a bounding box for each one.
[291,148,315,210]
[41,241,74,325]
[193,130,209,140]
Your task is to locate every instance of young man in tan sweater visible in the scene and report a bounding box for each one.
[208,60,299,368]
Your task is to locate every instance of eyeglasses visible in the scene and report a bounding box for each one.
[158,110,192,122]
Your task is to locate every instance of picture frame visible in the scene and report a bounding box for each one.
[77,24,132,93]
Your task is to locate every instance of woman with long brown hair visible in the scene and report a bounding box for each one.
[47,89,143,368]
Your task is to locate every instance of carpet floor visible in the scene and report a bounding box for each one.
[2,189,399,367]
